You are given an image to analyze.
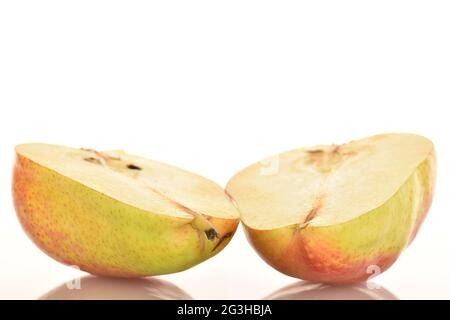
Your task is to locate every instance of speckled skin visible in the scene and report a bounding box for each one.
[242,153,436,284]
[13,154,239,277]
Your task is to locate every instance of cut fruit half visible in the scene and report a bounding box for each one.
[13,143,239,277]
[227,133,435,284]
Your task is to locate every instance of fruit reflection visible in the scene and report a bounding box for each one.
[265,281,398,300]
[40,276,192,300]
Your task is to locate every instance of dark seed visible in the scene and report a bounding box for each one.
[127,164,142,170]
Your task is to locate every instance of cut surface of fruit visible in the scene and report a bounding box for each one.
[227,133,434,229]
[16,143,238,220]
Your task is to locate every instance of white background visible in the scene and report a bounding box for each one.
[0,1,449,300]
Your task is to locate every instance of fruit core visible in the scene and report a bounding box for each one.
[302,143,369,174]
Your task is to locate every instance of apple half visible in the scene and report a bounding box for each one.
[226,133,435,284]
[13,144,239,277]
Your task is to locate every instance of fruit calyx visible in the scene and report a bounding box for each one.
[144,182,223,245]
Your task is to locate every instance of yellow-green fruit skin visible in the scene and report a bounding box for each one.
[243,152,436,284]
[13,154,239,277]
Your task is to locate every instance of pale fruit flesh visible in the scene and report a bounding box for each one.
[227,133,435,284]
[13,143,239,277]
